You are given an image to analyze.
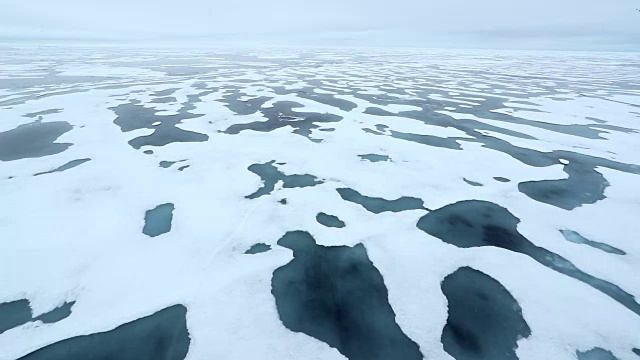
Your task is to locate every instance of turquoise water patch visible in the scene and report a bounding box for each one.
[152,88,180,97]
[577,348,619,360]
[151,96,177,104]
[272,231,422,360]
[0,121,72,161]
[245,243,272,254]
[316,212,346,228]
[494,177,510,182]
[441,267,530,360]
[246,161,323,199]
[143,203,175,237]
[17,305,189,360]
[268,86,356,112]
[34,159,90,176]
[363,125,462,150]
[32,302,75,324]
[111,101,208,149]
[218,91,272,116]
[0,300,31,334]
[560,230,625,255]
[463,178,483,186]
[417,200,640,316]
[159,160,188,170]
[337,188,425,214]
[223,101,342,143]
[0,300,75,334]
[358,154,389,162]
[519,165,609,210]
[23,109,62,118]
[159,161,177,168]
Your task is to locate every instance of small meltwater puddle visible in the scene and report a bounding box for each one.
[143,203,175,237]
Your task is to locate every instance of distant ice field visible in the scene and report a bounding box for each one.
[1,46,640,360]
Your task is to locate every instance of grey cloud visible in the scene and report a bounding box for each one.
[0,0,638,50]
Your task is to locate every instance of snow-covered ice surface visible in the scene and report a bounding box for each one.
[1,46,640,360]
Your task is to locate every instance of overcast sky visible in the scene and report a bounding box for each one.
[1,0,639,50]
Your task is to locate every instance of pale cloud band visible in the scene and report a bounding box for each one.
[0,0,638,50]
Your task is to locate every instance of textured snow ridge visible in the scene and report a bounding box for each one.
[1,46,640,360]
